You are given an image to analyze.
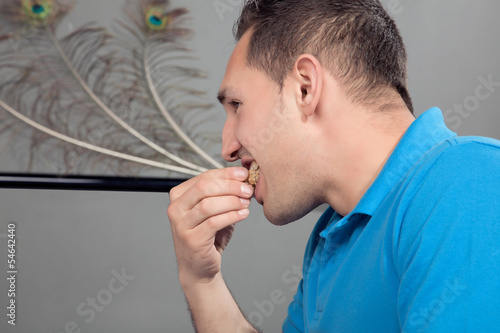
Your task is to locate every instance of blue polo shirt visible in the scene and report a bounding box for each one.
[283,107,500,332]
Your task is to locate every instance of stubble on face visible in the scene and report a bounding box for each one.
[221,30,324,226]
[256,98,324,226]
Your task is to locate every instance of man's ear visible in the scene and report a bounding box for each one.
[293,54,323,118]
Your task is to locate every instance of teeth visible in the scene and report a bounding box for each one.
[246,161,260,187]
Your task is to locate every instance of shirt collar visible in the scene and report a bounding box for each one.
[320,107,456,237]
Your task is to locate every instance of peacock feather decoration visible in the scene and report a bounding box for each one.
[21,0,60,26]
[0,0,224,178]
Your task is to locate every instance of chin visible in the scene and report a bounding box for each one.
[263,202,314,226]
[261,182,322,226]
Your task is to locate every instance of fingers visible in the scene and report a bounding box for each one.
[186,195,251,229]
[195,199,250,232]
[170,167,248,202]
[167,167,252,282]
[178,179,253,215]
[167,167,253,234]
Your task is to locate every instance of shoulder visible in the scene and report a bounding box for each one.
[394,137,500,330]
[404,135,500,201]
[404,134,500,217]
[394,135,500,268]
[430,135,500,172]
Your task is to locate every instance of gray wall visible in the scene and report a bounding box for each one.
[1,0,499,332]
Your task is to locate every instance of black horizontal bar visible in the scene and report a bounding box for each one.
[0,173,187,192]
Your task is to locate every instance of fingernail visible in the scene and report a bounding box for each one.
[241,184,253,196]
[240,198,251,206]
[235,168,247,180]
[238,208,249,216]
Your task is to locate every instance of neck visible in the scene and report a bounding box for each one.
[322,103,415,216]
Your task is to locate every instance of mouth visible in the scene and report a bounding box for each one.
[241,157,254,171]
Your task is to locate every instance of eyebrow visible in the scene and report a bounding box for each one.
[217,89,227,105]
[217,87,240,106]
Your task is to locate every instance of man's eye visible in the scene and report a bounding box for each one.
[230,101,241,110]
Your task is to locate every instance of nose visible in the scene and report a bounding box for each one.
[221,117,241,162]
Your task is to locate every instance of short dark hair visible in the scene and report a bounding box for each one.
[234,0,414,114]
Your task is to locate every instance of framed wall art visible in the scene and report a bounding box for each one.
[0,0,225,191]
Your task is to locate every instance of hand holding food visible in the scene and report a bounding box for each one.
[167,167,254,284]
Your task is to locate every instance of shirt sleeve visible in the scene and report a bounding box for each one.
[395,141,500,332]
[282,279,305,333]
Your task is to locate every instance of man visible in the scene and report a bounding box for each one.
[167,0,500,332]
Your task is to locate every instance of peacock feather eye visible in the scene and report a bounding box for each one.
[145,7,169,31]
[32,4,45,14]
[22,0,55,23]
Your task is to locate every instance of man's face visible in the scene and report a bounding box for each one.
[218,32,322,225]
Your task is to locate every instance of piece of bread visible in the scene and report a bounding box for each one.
[246,161,260,187]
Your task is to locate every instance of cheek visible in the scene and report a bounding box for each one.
[238,104,293,158]
[235,113,265,153]
[234,119,253,149]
